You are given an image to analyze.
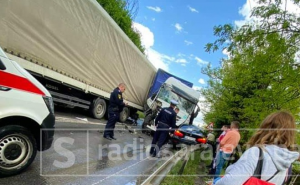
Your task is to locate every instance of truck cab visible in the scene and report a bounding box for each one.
[143,77,200,131]
[0,46,55,176]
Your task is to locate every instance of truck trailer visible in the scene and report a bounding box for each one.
[0,0,200,124]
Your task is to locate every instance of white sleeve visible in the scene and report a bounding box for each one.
[215,147,260,185]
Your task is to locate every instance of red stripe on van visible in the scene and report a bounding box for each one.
[0,70,45,96]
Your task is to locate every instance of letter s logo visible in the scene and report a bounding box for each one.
[53,137,75,168]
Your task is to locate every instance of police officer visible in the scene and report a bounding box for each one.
[103,83,127,140]
[150,100,177,157]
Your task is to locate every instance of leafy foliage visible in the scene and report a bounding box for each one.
[97,0,145,53]
[203,0,300,144]
[161,150,211,185]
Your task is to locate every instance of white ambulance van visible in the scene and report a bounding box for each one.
[0,46,55,176]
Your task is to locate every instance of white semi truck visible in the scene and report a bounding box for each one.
[143,77,201,132]
[0,0,200,124]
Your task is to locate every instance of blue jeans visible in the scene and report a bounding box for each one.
[214,151,231,179]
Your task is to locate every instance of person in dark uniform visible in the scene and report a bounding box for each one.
[103,83,127,140]
[150,100,177,157]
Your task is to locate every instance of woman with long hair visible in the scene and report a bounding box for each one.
[214,111,299,185]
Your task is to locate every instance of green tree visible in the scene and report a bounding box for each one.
[97,0,145,53]
[203,0,300,144]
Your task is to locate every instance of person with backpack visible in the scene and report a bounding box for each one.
[214,111,300,185]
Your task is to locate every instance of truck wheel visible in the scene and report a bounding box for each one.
[119,107,130,123]
[131,113,139,121]
[0,125,37,177]
[90,98,106,119]
[142,114,152,133]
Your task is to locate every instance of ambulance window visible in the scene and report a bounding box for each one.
[0,59,6,70]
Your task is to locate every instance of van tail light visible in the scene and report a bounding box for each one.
[197,138,207,144]
[174,130,184,138]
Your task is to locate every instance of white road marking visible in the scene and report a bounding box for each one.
[91,156,151,185]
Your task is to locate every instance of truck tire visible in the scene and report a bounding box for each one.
[0,125,37,177]
[142,114,152,133]
[90,98,106,119]
[131,113,139,121]
[119,107,130,123]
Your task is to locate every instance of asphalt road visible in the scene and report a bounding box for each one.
[0,111,162,185]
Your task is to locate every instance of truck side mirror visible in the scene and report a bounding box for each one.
[193,106,200,118]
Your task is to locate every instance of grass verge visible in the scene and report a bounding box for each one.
[161,148,212,185]
[291,161,300,183]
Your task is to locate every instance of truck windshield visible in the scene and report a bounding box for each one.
[156,86,196,125]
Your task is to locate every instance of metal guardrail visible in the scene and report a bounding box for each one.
[290,174,300,185]
[140,144,201,185]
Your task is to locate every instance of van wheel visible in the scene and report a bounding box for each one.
[119,107,130,123]
[90,98,106,119]
[0,125,37,177]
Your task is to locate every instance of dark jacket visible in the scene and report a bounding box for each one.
[155,107,176,128]
[108,87,125,113]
